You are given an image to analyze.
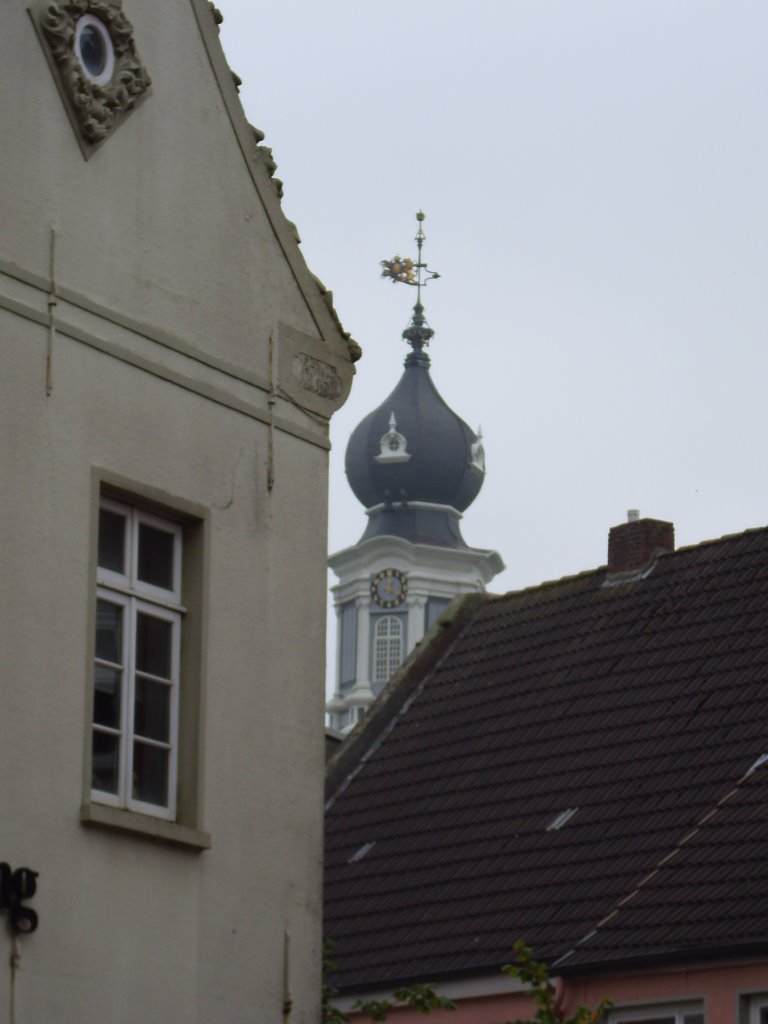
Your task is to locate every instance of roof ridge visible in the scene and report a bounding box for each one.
[487,522,768,604]
[673,521,768,556]
[487,565,604,602]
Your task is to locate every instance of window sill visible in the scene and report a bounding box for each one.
[80,802,211,851]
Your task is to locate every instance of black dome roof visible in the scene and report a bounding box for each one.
[345,349,485,516]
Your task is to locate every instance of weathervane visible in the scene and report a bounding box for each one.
[380,211,441,360]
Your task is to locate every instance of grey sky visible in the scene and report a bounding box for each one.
[219,1,768,685]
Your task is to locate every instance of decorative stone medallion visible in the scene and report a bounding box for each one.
[39,0,150,148]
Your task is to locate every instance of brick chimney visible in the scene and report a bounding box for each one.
[608,510,675,575]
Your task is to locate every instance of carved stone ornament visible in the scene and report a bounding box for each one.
[294,353,343,402]
[40,0,151,146]
[276,323,353,418]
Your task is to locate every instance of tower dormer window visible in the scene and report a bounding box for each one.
[375,412,412,464]
[470,427,486,474]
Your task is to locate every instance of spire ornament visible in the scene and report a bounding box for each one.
[380,212,441,365]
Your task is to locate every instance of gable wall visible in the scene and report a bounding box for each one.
[2,0,331,373]
[0,1,349,1020]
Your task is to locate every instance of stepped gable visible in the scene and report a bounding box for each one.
[324,525,768,989]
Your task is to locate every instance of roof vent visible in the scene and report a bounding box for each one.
[348,840,376,864]
[607,514,674,576]
[546,807,578,831]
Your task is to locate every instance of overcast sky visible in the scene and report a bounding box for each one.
[218,1,768,687]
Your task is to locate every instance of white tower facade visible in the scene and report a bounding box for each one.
[328,530,502,732]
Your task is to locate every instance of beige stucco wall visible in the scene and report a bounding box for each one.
[0,0,353,1020]
[1,0,331,371]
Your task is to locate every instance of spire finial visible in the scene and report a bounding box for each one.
[380,212,441,365]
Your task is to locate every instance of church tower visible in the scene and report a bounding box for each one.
[327,214,503,732]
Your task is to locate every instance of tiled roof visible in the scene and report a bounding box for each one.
[324,527,768,990]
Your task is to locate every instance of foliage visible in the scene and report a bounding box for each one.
[501,941,612,1024]
[324,938,610,1023]
[322,940,456,1023]
[322,941,350,1024]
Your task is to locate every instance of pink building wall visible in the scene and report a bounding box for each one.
[349,960,768,1023]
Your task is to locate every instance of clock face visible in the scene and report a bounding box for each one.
[371,568,408,609]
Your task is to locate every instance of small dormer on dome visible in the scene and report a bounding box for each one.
[375,412,411,464]
[470,427,486,474]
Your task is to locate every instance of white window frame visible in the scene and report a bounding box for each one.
[609,1002,704,1024]
[92,498,183,820]
[373,615,403,683]
[749,995,768,1024]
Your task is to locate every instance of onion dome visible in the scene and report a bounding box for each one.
[345,313,485,547]
[346,212,486,548]
[346,343,484,504]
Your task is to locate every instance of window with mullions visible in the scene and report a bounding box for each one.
[92,498,182,820]
[609,1004,704,1024]
[373,615,403,684]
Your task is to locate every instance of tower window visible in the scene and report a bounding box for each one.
[373,616,403,683]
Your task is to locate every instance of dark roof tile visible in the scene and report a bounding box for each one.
[325,526,768,988]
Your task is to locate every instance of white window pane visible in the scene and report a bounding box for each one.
[132,742,169,807]
[137,522,175,591]
[134,677,171,743]
[136,613,172,679]
[98,508,126,574]
[92,731,120,794]
[93,500,181,820]
[374,616,403,682]
[96,600,123,664]
[93,665,121,729]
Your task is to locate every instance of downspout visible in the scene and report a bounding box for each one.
[282,930,292,1023]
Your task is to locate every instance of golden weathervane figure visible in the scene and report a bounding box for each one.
[380,212,441,357]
